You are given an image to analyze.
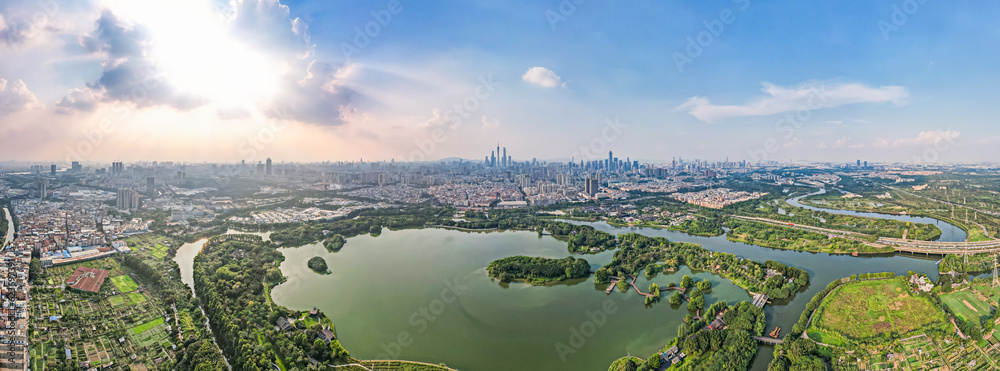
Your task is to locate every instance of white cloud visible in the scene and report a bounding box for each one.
[266,60,357,126]
[874,130,961,147]
[832,136,851,148]
[419,108,459,130]
[54,87,99,114]
[677,82,909,122]
[0,78,39,116]
[522,66,565,88]
[481,115,500,129]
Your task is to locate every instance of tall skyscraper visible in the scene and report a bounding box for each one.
[35,178,48,198]
[502,147,507,168]
[146,176,155,195]
[266,158,273,176]
[50,164,56,175]
[857,159,861,167]
[491,151,496,167]
[116,188,141,210]
[585,176,599,196]
[609,151,614,171]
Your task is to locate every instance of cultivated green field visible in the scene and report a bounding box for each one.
[809,278,946,345]
[131,317,165,335]
[110,275,139,293]
[108,295,127,307]
[128,292,147,304]
[941,284,1000,325]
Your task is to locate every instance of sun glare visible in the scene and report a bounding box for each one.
[103,0,281,107]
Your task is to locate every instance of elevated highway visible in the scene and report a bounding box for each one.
[732,215,1000,255]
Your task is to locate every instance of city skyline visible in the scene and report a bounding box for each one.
[0,1,998,163]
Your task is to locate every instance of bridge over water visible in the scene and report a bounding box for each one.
[754,336,783,345]
[733,215,1000,255]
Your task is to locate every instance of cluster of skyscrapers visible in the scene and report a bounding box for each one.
[116,188,141,210]
[485,143,512,168]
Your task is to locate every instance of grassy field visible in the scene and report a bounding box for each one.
[131,317,165,335]
[108,295,127,307]
[941,284,1000,325]
[125,234,175,259]
[148,243,170,259]
[809,278,946,344]
[110,275,139,293]
[128,292,147,304]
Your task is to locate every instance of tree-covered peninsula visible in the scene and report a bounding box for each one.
[487,256,591,285]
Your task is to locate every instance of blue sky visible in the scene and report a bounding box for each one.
[0,0,997,163]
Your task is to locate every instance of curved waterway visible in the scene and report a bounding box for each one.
[787,189,967,242]
[263,224,943,371]
[174,229,273,294]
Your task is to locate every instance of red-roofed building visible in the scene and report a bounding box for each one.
[66,266,109,293]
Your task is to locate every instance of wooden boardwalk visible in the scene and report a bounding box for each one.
[629,276,654,297]
[605,279,620,294]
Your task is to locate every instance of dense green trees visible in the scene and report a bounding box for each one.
[307,256,329,274]
[174,339,228,371]
[681,275,694,290]
[440,209,618,253]
[604,233,809,300]
[486,256,590,284]
[688,293,705,311]
[120,254,162,286]
[727,219,891,254]
[767,338,833,371]
[595,268,610,284]
[726,196,941,240]
[670,301,765,371]
[194,239,351,370]
[28,258,41,284]
[270,206,445,247]
[670,292,683,306]
[322,234,346,252]
[672,217,725,236]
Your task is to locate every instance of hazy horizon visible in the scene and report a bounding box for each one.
[2,1,996,164]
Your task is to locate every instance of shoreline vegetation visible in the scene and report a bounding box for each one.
[725,218,894,254]
[800,187,1000,242]
[598,233,809,300]
[605,217,726,237]
[308,256,330,274]
[192,233,453,370]
[726,194,943,241]
[486,256,590,285]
